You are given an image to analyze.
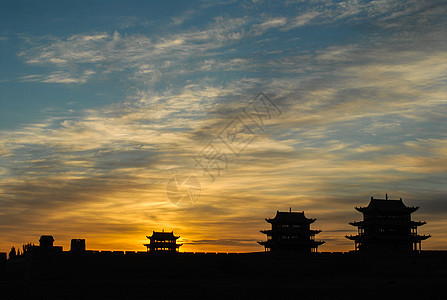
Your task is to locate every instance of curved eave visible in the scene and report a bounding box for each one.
[419,234,431,240]
[259,240,324,246]
[356,207,419,214]
[148,237,180,241]
[355,207,365,212]
[260,229,322,235]
[413,221,427,226]
[266,218,316,224]
[147,242,182,246]
[349,220,427,227]
[146,234,180,240]
[407,206,419,213]
[345,235,431,241]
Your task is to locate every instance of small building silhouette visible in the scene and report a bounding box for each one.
[144,230,182,253]
[346,195,431,254]
[39,235,55,249]
[25,235,63,255]
[70,239,86,253]
[258,208,325,253]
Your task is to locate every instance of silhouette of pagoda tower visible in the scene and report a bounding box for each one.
[258,208,324,253]
[346,195,430,254]
[144,230,182,253]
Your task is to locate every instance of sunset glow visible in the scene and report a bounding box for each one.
[1,0,446,254]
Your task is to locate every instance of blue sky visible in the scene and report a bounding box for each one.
[1,0,447,252]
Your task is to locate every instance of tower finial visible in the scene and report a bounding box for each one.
[386,193,388,200]
[289,207,291,213]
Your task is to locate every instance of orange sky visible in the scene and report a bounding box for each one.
[1,1,447,254]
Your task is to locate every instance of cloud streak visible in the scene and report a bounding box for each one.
[1,0,447,253]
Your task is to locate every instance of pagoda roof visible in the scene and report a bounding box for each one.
[349,220,427,227]
[260,229,322,235]
[345,234,431,241]
[147,231,179,240]
[258,240,325,246]
[144,243,182,247]
[355,197,418,213]
[266,210,315,224]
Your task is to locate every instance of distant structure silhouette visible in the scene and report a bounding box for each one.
[144,230,182,253]
[70,239,86,254]
[258,208,324,253]
[346,196,431,254]
[8,247,16,259]
[30,235,63,254]
[39,235,55,249]
[16,235,64,256]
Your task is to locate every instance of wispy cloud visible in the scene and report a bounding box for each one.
[2,0,447,252]
[282,11,321,30]
[17,15,249,86]
[19,70,95,84]
[252,17,287,34]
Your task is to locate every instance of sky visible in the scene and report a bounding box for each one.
[1,0,447,253]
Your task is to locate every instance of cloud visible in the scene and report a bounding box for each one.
[170,9,199,26]
[2,0,447,253]
[282,11,321,30]
[19,70,95,84]
[17,15,249,85]
[252,17,287,34]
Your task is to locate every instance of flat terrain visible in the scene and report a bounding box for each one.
[1,252,447,299]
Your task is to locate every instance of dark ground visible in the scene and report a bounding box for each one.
[1,252,447,299]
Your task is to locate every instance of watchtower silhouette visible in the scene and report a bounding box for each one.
[144,230,182,253]
[259,208,324,253]
[346,195,430,253]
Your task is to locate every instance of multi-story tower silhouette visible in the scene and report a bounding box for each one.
[259,208,324,253]
[144,230,182,253]
[346,195,430,254]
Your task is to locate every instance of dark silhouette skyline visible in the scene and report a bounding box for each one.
[1,196,446,299]
[0,195,438,258]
